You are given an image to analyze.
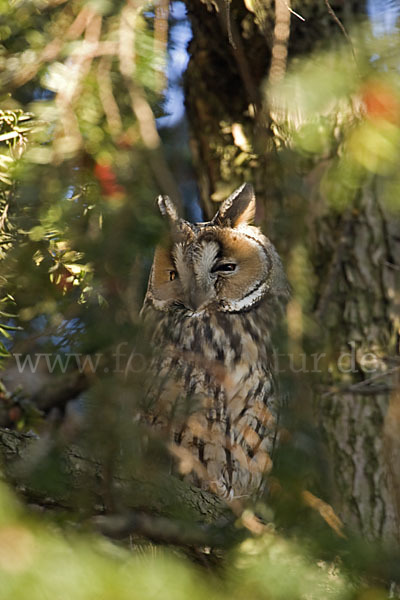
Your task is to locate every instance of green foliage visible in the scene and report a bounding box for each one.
[268,25,400,212]
[0,480,358,600]
[0,0,166,375]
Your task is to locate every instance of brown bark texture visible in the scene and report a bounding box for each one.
[312,177,400,544]
[183,0,400,545]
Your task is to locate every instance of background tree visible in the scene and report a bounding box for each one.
[184,0,400,546]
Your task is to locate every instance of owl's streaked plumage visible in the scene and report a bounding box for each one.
[141,184,289,499]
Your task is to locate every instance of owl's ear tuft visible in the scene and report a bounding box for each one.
[157,195,179,224]
[213,183,256,228]
[157,195,194,239]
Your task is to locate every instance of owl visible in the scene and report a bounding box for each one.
[141,183,289,500]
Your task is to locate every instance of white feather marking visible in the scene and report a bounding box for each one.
[198,241,219,276]
[172,244,191,290]
[188,310,206,318]
[220,281,269,312]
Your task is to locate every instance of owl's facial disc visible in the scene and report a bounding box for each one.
[147,183,281,313]
[149,231,270,313]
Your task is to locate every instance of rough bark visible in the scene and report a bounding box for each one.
[183,0,400,545]
[312,176,400,544]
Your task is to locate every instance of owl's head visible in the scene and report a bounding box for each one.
[146,184,288,314]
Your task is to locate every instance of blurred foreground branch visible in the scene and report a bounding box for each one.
[0,428,233,549]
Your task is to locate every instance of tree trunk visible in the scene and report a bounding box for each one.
[312,175,400,544]
[183,0,400,545]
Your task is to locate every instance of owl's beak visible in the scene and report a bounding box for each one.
[187,282,215,311]
[187,288,208,311]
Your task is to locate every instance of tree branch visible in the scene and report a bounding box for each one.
[0,428,233,549]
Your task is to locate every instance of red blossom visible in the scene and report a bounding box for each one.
[94,162,126,197]
[361,80,400,125]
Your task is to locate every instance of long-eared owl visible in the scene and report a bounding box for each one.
[141,184,289,499]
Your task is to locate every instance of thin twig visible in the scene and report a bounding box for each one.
[93,511,235,548]
[8,4,101,89]
[154,0,170,88]
[324,0,358,65]
[321,365,400,398]
[347,366,400,392]
[269,0,291,86]
[53,10,103,160]
[284,2,305,22]
[118,1,181,200]
[215,0,262,120]
[223,0,236,50]
[97,57,123,138]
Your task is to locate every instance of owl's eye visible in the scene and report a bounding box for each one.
[212,263,237,273]
[169,270,178,281]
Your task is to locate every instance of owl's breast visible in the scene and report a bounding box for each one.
[144,307,279,498]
